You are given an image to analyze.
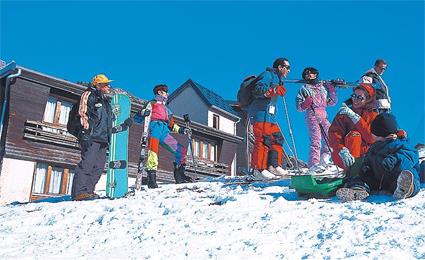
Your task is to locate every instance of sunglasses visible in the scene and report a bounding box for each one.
[351,93,366,101]
[283,65,291,70]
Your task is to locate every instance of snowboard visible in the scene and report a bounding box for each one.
[134,102,152,191]
[106,93,131,198]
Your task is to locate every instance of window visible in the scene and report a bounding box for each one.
[187,139,217,162]
[31,162,75,198]
[212,114,220,130]
[43,96,73,126]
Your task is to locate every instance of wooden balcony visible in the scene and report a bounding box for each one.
[23,120,79,148]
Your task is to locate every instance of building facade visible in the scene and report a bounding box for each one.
[0,63,244,204]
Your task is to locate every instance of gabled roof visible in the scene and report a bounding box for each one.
[0,61,17,78]
[168,79,240,119]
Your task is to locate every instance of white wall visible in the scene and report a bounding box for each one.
[168,87,209,125]
[0,158,35,205]
[208,110,237,135]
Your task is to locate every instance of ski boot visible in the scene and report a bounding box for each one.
[393,170,414,200]
[173,163,193,184]
[147,170,159,189]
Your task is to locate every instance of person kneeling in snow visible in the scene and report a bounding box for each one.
[295,67,339,170]
[336,113,421,202]
[328,83,378,170]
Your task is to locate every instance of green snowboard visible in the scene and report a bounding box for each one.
[106,93,131,198]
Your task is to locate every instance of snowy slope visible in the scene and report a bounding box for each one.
[1,180,425,259]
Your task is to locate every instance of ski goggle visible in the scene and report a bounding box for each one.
[351,93,366,101]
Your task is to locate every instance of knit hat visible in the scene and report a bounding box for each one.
[355,83,375,99]
[371,113,398,137]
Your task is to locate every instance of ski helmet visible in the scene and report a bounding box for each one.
[153,84,169,95]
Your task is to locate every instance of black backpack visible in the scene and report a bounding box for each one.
[67,101,82,137]
[237,74,264,110]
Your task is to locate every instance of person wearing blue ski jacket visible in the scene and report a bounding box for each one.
[247,58,290,180]
[336,113,420,202]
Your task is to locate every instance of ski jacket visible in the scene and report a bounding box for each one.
[79,86,113,144]
[328,102,378,156]
[361,137,420,193]
[295,81,337,113]
[359,68,391,108]
[149,100,181,133]
[247,67,283,123]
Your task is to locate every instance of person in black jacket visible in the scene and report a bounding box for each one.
[71,74,114,201]
[336,113,421,202]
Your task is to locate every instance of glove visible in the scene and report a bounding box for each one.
[79,131,92,151]
[382,154,397,172]
[300,96,313,110]
[178,126,191,135]
[338,103,360,124]
[331,78,346,86]
[265,85,286,98]
[338,147,355,168]
[138,108,151,117]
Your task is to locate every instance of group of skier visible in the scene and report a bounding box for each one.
[244,57,420,201]
[70,57,421,202]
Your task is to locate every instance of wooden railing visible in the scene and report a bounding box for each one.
[185,157,229,176]
[23,120,79,148]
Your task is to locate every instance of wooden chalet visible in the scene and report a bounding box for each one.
[0,62,244,204]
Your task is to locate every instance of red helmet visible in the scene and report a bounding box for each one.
[153,84,168,95]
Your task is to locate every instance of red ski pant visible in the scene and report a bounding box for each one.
[251,122,284,170]
[332,130,363,169]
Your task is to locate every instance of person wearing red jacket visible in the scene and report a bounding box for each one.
[328,83,377,169]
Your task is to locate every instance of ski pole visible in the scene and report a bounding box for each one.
[183,114,197,175]
[282,96,300,172]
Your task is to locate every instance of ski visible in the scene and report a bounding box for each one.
[134,102,152,191]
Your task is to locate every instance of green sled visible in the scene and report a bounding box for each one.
[106,93,131,198]
[291,175,344,198]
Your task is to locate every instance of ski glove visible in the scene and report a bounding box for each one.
[338,103,360,124]
[265,85,286,98]
[300,96,313,110]
[338,147,355,168]
[382,154,397,172]
[178,126,191,135]
[139,108,151,117]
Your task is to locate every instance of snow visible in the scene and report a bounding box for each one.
[1,179,425,259]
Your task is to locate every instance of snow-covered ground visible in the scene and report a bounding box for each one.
[1,179,425,259]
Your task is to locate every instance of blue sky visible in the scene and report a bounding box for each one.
[1,1,424,162]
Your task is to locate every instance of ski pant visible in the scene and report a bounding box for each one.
[71,141,107,198]
[306,109,331,167]
[331,130,363,169]
[343,157,420,197]
[251,122,284,170]
[146,120,186,171]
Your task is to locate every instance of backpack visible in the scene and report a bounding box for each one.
[237,74,264,110]
[67,101,82,137]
